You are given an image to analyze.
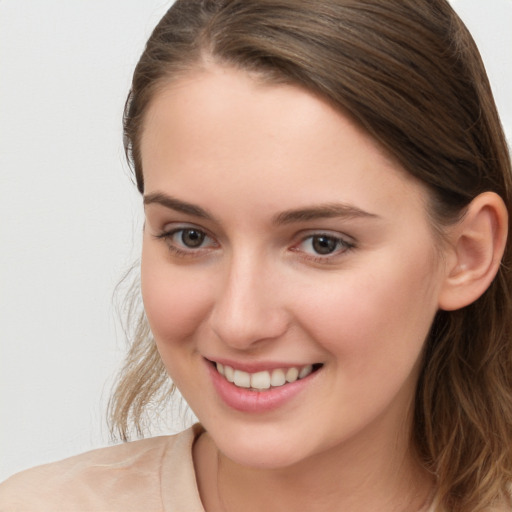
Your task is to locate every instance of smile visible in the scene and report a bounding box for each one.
[214,362,322,391]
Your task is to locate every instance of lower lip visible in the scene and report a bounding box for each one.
[206,361,319,413]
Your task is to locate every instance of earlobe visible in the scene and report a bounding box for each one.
[438,192,508,311]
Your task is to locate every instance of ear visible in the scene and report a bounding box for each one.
[438,192,508,311]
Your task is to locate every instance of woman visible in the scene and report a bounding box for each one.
[1,0,511,510]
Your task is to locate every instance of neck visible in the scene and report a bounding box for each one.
[194,412,434,512]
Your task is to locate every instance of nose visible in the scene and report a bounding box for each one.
[209,251,290,350]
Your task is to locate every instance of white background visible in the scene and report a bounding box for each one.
[1,1,511,481]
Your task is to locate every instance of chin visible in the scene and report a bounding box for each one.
[203,419,317,470]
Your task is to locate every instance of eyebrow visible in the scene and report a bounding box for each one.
[143,192,379,225]
[144,193,216,221]
[272,203,379,225]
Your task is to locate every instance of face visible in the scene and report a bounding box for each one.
[140,65,447,469]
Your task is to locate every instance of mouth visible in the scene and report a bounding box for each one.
[209,360,323,392]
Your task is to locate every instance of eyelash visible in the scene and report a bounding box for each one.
[155,227,218,258]
[155,227,355,262]
[291,233,355,263]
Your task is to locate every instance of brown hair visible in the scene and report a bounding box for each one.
[110,1,512,509]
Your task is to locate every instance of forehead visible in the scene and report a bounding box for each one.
[140,65,429,221]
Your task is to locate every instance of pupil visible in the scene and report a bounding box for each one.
[312,236,337,255]
[182,229,204,248]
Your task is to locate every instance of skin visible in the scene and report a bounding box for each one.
[139,64,448,511]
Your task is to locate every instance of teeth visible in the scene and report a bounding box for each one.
[233,369,251,388]
[251,371,271,390]
[285,367,299,383]
[224,365,235,383]
[299,365,313,379]
[270,369,286,387]
[216,363,318,390]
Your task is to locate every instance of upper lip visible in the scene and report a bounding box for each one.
[205,357,320,373]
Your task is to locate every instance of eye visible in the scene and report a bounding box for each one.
[309,235,340,255]
[176,228,207,248]
[293,233,354,259]
[155,226,218,256]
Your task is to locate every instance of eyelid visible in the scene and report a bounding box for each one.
[290,230,355,262]
[154,223,219,257]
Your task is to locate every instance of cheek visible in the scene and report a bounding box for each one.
[140,245,213,343]
[296,250,440,372]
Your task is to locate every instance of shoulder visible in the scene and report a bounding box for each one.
[0,425,203,512]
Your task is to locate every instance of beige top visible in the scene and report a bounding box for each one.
[0,424,206,512]
[0,424,449,512]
